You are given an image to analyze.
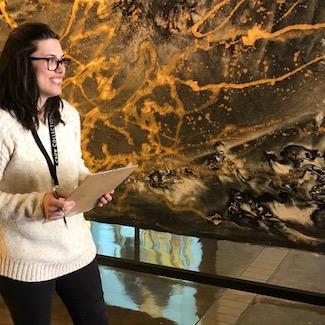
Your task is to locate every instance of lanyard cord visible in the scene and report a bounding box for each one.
[32,117,68,228]
[31,116,59,187]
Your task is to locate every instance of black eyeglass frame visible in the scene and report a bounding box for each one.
[30,57,71,71]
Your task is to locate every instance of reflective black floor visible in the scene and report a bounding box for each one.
[1,222,325,324]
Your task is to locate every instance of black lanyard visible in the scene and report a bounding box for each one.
[32,116,59,187]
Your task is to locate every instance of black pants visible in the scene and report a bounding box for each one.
[0,259,108,325]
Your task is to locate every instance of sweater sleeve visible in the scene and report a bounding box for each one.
[0,112,46,221]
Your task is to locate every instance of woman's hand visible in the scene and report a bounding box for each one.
[97,190,114,208]
[43,191,75,221]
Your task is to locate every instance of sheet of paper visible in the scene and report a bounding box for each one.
[66,164,138,216]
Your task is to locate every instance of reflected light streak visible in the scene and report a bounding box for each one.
[92,222,202,324]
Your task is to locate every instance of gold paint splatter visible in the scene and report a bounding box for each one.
[0,1,17,28]
[191,0,246,39]
[180,54,325,91]
[242,23,325,46]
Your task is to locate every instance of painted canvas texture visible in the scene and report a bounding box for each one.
[1,0,324,252]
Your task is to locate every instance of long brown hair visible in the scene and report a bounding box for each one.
[0,22,63,130]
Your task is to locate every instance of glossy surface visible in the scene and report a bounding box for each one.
[91,222,325,293]
[0,223,324,324]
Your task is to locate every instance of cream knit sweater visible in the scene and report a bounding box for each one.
[0,100,97,282]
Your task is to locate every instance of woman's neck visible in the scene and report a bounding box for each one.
[37,98,46,117]
[37,97,47,112]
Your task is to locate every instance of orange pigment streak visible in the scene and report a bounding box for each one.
[243,23,325,46]
[0,1,17,28]
[191,0,246,38]
[180,54,325,91]
[60,0,80,41]
[280,0,301,21]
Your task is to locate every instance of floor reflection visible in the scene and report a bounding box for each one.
[91,222,213,325]
[100,266,215,325]
[89,222,325,325]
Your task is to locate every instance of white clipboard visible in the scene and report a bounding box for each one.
[66,164,138,216]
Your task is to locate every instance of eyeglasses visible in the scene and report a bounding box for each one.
[30,57,71,71]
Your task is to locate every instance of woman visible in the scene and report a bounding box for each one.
[0,22,111,324]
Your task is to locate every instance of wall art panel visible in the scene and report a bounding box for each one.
[1,0,325,252]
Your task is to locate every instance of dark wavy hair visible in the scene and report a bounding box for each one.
[0,22,63,130]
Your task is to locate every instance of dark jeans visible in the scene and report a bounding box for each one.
[0,259,108,325]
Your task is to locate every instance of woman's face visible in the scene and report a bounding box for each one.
[31,38,66,108]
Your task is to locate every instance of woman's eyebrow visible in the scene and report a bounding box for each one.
[44,54,65,58]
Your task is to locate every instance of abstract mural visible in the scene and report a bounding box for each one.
[1,0,325,252]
